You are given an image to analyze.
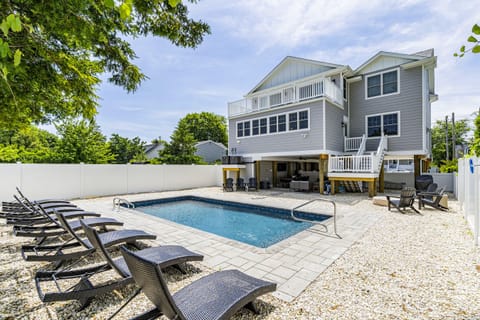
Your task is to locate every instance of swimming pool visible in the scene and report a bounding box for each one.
[132,196,329,248]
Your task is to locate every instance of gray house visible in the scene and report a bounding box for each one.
[226,50,437,195]
[144,143,164,160]
[195,140,227,164]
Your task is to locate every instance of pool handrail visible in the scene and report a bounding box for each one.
[113,197,135,210]
[291,198,341,239]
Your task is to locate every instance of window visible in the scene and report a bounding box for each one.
[278,115,286,132]
[269,116,277,133]
[289,112,297,130]
[243,121,250,136]
[366,112,399,137]
[299,110,308,129]
[366,69,399,98]
[237,122,243,137]
[260,118,267,134]
[252,119,259,136]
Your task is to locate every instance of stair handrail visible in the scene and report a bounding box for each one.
[356,134,367,156]
[291,198,341,238]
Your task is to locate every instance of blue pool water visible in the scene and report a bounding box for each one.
[133,197,326,248]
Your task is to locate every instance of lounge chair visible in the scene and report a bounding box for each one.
[223,178,234,192]
[21,211,155,264]
[386,187,420,214]
[236,178,245,191]
[35,221,203,310]
[118,246,276,320]
[418,186,448,211]
[247,177,257,191]
[15,186,73,205]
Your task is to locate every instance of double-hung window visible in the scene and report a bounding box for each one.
[366,69,399,98]
[260,118,267,134]
[269,116,277,133]
[237,121,251,138]
[299,110,309,129]
[289,113,298,130]
[252,119,259,136]
[366,112,399,137]
[278,115,287,132]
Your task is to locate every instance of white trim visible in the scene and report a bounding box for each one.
[239,149,336,160]
[402,56,436,69]
[422,65,426,153]
[364,68,400,100]
[235,108,310,139]
[323,99,326,150]
[365,111,401,138]
[385,150,427,156]
[354,51,424,74]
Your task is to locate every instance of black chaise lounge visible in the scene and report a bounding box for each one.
[247,177,257,191]
[118,246,276,320]
[386,187,420,214]
[35,221,203,310]
[236,178,245,191]
[21,212,155,264]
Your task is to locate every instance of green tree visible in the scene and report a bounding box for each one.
[159,125,202,164]
[455,23,480,57]
[431,118,470,169]
[0,125,58,162]
[55,119,113,163]
[470,111,480,156]
[177,112,228,146]
[0,1,210,129]
[109,134,146,163]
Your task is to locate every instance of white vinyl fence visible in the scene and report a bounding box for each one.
[457,157,480,245]
[0,163,223,202]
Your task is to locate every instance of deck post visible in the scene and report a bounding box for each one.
[378,161,385,193]
[255,161,260,189]
[414,155,422,178]
[272,161,277,188]
[331,179,336,195]
[368,179,376,197]
[319,154,328,194]
[222,168,227,187]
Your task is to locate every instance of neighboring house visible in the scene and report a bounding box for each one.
[144,143,164,160]
[195,140,227,163]
[226,50,437,196]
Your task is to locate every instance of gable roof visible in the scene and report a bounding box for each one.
[195,140,227,150]
[248,56,347,95]
[353,49,435,75]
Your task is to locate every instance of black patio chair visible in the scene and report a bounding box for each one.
[35,221,203,310]
[247,177,257,191]
[117,246,276,320]
[236,178,245,191]
[223,178,234,192]
[386,187,420,214]
[418,186,448,211]
[21,211,155,264]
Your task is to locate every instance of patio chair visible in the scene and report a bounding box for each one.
[21,211,156,264]
[418,186,448,211]
[386,187,420,214]
[116,246,276,320]
[236,178,245,191]
[35,221,203,310]
[223,178,234,192]
[247,177,257,191]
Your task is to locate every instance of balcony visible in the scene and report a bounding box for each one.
[228,77,343,117]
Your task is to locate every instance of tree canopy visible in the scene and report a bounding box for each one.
[470,111,480,156]
[431,118,470,170]
[0,1,210,129]
[177,112,228,146]
[159,124,202,164]
[109,133,146,163]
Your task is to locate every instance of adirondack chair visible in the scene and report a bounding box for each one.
[386,187,420,214]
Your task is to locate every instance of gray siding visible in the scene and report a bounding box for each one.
[257,61,334,92]
[349,66,423,152]
[325,101,347,152]
[228,101,324,155]
[195,142,226,163]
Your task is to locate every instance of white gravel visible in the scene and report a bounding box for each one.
[1,194,479,319]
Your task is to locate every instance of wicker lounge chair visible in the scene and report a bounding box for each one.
[118,246,276,320]
[236,178,246,191]
[21,211,155,264]
[223,178,234,192]
[247,177,257,191]
[35,221,203,310]
[386,187,420,214]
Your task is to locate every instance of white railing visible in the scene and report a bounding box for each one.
[228,77,343,117]
[329,155,374,173]
[344,135,364,152]
[458,157,480,245]
[356,135,367,156]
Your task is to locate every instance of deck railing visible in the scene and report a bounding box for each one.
[344,135,364,152]
[228,77,343,117]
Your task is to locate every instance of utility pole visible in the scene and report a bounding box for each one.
[452,112,456,159]
[445,115,449,161]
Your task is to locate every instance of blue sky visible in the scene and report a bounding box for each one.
[94,0,480,142]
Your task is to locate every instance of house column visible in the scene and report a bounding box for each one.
[319,154,328,194]
[414,155,422,178]
[272,161,277,188]
[255,161,261,189]
[222,168,227,187]
[378,161,385,193]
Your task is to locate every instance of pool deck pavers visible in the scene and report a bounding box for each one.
[73,187,383,302]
